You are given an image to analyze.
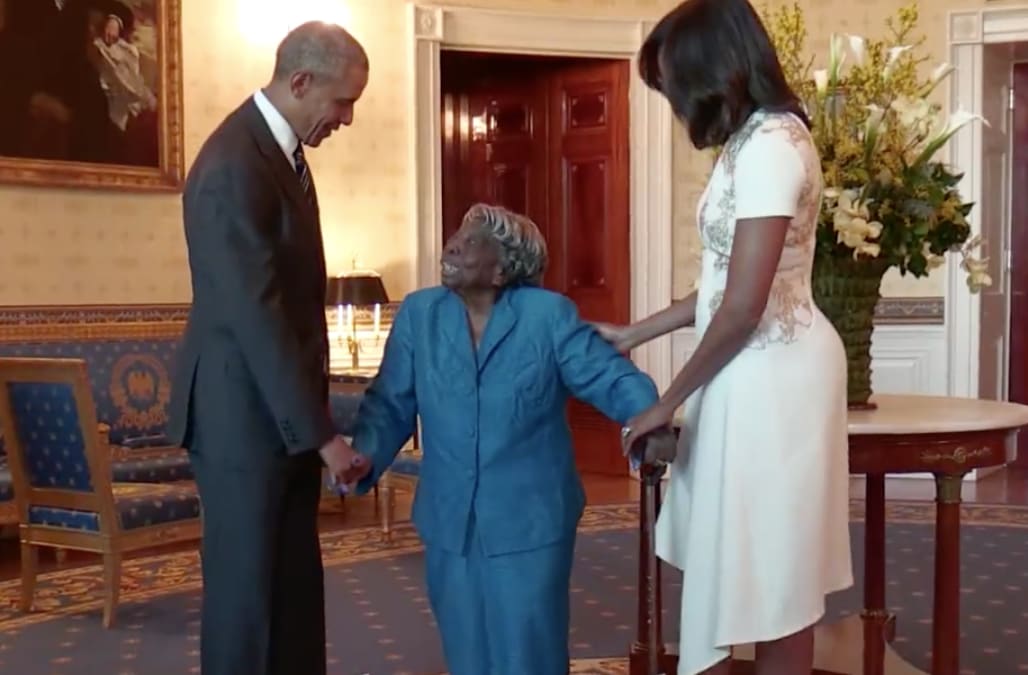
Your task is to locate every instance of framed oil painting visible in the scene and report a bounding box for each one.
[0,0,183,191]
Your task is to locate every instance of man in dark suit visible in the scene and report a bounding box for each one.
[168,21,369,675]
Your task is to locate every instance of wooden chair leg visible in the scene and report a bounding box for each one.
[19,543,38,612]
[102,551,122,629]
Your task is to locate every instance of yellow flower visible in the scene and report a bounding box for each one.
[890,96,931,130]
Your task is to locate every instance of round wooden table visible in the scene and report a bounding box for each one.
[634,394,1028,675]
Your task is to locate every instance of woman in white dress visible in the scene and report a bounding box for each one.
[595,0,854,672]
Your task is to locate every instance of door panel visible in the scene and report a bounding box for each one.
[440,52,631,475]
[548,59,631,475]
[1010,63,1028,467]
[441,55,548,244]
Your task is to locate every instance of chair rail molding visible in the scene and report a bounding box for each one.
[406,3,674,390]
[670,322,1007,481]
[671,324,949,399]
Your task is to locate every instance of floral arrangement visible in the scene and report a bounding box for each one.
[760,2,991,292]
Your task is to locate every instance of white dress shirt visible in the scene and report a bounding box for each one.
[252,89,300,170]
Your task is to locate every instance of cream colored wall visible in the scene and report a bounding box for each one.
[0,0,987,306]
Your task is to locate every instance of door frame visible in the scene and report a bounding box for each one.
[948,6,1028,399]
[406,3,675,391]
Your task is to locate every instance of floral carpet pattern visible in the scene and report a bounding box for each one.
[0,499,1025,674]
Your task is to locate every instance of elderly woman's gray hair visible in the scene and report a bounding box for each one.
[462,203,549,287]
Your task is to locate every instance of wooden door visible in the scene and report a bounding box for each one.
[546,60,631,475]
[440,52,631,475]
[1010,64,1028,468]
[440,53,549,244]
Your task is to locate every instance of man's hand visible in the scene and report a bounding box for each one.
[318,435,370,487]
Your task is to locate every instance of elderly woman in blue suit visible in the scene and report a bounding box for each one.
[343,203,673,674]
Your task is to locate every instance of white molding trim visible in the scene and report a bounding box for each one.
[670,325,949,398]
[406,3,675,389]
[946,6,1028,396]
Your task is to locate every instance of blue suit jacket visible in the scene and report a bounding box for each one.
[352,285,658,556]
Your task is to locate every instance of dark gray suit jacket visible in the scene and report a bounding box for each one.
[169,98,334,460]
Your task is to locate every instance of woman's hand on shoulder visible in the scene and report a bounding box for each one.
[590,322,634,353]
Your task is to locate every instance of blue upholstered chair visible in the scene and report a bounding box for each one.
[0,358,202,628]
[379,449,421,538]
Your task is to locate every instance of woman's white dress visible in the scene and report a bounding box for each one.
[654,110,854,675]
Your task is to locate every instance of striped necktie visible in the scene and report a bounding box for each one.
[293,143,313,203]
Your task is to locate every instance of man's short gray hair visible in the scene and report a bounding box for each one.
[462,203,548,287]
[273,21,368,81]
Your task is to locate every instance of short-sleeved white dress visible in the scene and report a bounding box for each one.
[654,109,854,675]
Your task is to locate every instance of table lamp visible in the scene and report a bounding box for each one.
[326,270,390,370]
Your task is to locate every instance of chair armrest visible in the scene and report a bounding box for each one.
[98,423,110,445]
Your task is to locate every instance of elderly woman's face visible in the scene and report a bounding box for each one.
[441,222,503,291]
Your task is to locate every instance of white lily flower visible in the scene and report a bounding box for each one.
[863,104,886,155]
[925,62,954,93]
[847,35,867,68]
[813,69,829,94]
[913,109,989,166]
[883,45,912,79]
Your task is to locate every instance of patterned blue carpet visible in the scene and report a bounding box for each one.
[0,500,1025,674]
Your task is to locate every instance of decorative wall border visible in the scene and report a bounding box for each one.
[0,303,406,342]
[0,304,188,341]
[0,304,190,326]
[0,295,940,341]
[877,297,945,325]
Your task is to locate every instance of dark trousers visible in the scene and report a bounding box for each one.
[189,445,326,675]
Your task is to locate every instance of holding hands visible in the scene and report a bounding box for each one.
[318,435,372,491]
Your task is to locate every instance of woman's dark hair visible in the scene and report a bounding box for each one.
[638,0,809,149]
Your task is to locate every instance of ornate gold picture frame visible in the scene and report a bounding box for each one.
[0,0,183,191]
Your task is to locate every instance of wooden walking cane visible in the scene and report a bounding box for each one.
[627,421,673,675]
[642,460,668,675]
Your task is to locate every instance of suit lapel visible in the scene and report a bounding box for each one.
[476,291,517,374]
[438,290,518,375]
[439,292,476,371]
[240,99,316,220]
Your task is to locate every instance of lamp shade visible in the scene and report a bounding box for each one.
[326,272,389,306]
